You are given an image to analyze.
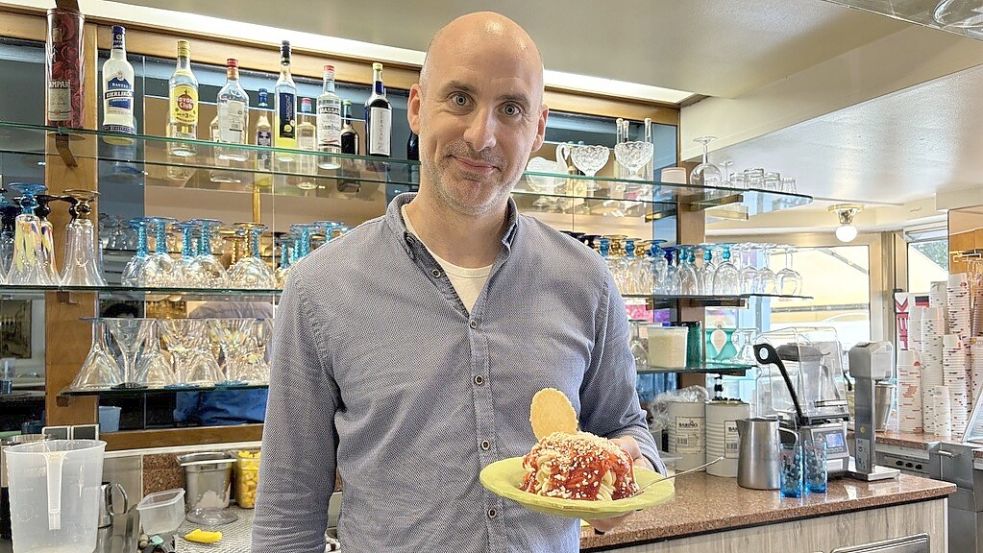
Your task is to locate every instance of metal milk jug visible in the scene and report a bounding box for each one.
[736,417,797,490]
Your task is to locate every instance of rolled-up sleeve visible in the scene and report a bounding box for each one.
[252,271,341,553]
[579,273,666,475]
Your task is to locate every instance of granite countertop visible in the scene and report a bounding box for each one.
[579,472,954,550]
[868,430,983,458]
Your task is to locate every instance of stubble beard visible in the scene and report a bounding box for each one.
[423,145,516,218]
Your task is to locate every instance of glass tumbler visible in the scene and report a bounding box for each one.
[780,442,804,498]
[805,440,828,494]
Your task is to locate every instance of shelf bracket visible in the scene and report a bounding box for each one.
[54,134,78,168]
[681,192,743,212]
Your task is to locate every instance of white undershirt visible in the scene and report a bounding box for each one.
[402,204,493,313]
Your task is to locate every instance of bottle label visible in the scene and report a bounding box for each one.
[171,83,198,125]
[724,420,740,459]
[47,81,72,122]
[368,106,391,156]
[673,416,704,454]
[218,99,246,143]
[105,74,133,113]
[277,92,296,139]
[317,98,342,148]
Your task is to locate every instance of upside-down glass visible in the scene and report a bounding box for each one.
[71,320,122,390]
[136,319,176,388]
[678,246,700,296]
[648,240,668,294]
[35,193,61,284]
[228,223,276,289]
[144,216,176,287]
[689,137,722,187]
[173,220,199,287]
[105,318,146,389]
[0,195,17,275]
[662,247,681,295]
[755,244,779,295]
[189,219,228,288]
[7,183,55,285]
[777,245,802,296]
[160,319,223,387]
[60,189,106,286]
[121,218,150,287]
[713,244,740,296]
[698,245,716,295]
[290,223,316,262]
[275,236,292,289]
[737,243,759,295]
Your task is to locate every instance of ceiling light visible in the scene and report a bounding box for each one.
[933,0,983,28]
[829,204,863,243]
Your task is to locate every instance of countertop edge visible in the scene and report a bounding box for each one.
[580,481,955,550]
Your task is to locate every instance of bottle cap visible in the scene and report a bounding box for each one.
[342,99,351,106]
[301,97,313,112]
[177,40,190,56]
[324,64,335,73]
[280,40,291,56]
[112,25,125,35]
[373,62,383,71]
[227,58,238,68]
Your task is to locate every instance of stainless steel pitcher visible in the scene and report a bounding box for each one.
[736,417,798,490]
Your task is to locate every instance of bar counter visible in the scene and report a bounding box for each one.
[580,471,954,551]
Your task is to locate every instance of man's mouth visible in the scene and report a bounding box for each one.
[451,155,498,173]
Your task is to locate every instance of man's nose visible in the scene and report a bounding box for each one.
[462,107,497,152]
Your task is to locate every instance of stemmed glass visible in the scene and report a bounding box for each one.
[275,236,292,289]
[698,245,716,295]
[105,318,147,389]
[60,190,106,286]
[173,220,199,287]
[713,244,740,295]
[689,136,722,187]
[189,219,228,288]
[737,243,759,295]
[121,218,151,287]
[7,183,55,285]
[228,223,276,289]
[678,246,700,296]
[777,245,802,296]
[34,193,61,283]
[614,141,654,180]
[160,319,222,387]
[144,216,176,287]
[755,244,779,295]
[662,247,681,295]
[70,320,122,390]
[136,320,176,387]
[570,145,610,194]
[250,319,273,383]
[733,329,757,364]
[0,195,17,275]
[648,240,668,294]
[290,224,316,262]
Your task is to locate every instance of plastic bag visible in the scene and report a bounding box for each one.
[648,385,709,432]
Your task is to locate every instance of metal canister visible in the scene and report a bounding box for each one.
[666,400,706,471]
[705,400,751,478]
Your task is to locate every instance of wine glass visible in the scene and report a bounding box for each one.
[60,190,106,286]
[648,239,668,294]
[121,218,151,287]
[678,246,700,296]
[144,216,176,287]
[755,244,779,295]
[713,244,740,295]
[777,245,802,296]
[662,247,681,295]
[290,224,316,262]
[188,219,228,288]
[7,183,54,285]
[34,193,61,284]
[228,223,276,289]
[698,244,716,295]
[275,235,292,289]
[0,194,18,275]
[614,141,654,180]
[689,137,722,187]
[737,243,758,295]
[173,220,199,287]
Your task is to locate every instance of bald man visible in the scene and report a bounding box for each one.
[252,12,663,553]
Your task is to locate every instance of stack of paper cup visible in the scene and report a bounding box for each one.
[909,306,925,352]
[972,274,983,337]
[921,308,945,434]
[970,337,983,407]
[929,385,953,437]
[948,273,972,341]
[943,334,970,434]
[930,281,948,310]
[897,349,923,433]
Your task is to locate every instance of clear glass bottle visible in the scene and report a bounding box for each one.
[254,89,273,189]
[216,58,249,161]
[364,62,392,157]
[296,98,317,190]
[167,40,198,157]
[101,25,135,136]
[340,99,359,155]
[274,40,297,155]
[316,64,342,169]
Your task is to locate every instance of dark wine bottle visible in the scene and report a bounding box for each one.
[364,62,392,157]
[340,99,359,155]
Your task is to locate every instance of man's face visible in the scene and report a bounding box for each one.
[408,40,548,217]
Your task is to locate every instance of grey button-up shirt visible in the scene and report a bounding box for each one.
[252,193,662,553]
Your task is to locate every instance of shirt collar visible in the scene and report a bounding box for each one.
[386,192,520,256]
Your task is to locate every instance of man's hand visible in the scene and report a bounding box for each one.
[586,436,652,534]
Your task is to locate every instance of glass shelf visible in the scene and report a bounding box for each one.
[0,121,813,219]
[59,382,269,397]
[0,284,280,301]
[639,361,752,375]
[623,293,813,308]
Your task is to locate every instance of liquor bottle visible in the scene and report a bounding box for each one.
[254,88,273,188]
[364,62,391,157]
[340,99,359,155]
[316,64,342,169]
[296,98,317,190]
[216,58,249,161]
[274,40,297,154]
[168,40,198,156]
[101,25,135,136]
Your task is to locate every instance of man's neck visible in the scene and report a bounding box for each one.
[403,190,507,269]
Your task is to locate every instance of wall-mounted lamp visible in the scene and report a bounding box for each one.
[829,204,863,243]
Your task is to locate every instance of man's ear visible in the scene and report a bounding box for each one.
[531,104,549,152]
[408,83,422,134]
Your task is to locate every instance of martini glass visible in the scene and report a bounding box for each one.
[136,319,175,388]
[60,190,106,286]
[121,218,151,287]
[189,219,228,288]
[214,318,256,385]
[160,319,222,387]
[70,320,122,390]
[248,318,273,383]
[105,318,147,389]
[689,136,722,187]
[228,223,276,289]
[7,183,55,285]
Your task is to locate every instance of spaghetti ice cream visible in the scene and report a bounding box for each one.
[520,431,639,501]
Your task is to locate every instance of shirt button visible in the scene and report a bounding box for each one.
[473,375,485,386]
[469,320,478,329]
[431,269,442,278]
[480,440,491,450]
[487,508,497,519]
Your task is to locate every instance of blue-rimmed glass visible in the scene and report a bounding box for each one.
[189,218,228,288]
[121,218,150,286]
[7,183,53,285]
[143,216,176,287]
[228,223,276,289]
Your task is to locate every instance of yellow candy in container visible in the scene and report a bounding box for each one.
[234,450,261,508]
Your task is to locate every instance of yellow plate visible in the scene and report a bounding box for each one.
[479,457,674,519]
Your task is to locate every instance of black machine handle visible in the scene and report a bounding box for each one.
[754,342,807,426]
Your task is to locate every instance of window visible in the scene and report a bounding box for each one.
[908,239,949,294]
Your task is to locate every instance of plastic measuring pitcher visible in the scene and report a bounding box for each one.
[5,439,106,553]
